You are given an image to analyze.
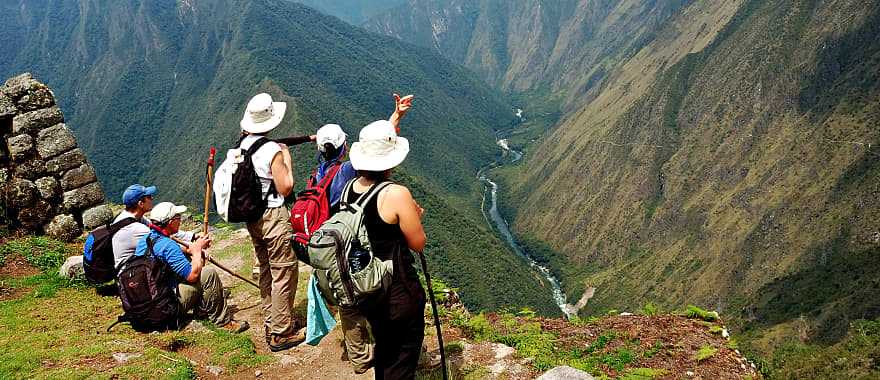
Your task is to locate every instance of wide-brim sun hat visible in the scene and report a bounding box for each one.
[149,202,188,224]
[240,93,287,134]
[350,120,410,171]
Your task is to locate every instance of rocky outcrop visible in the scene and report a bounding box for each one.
[0,74,110,241]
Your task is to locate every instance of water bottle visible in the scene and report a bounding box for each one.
[348,243,371,274]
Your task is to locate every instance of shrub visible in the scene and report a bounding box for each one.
[684,305,719,322]
[695,345,718,361]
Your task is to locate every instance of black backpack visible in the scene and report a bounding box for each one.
[228,137,277,223]
[109,236,180,332]
[82,217,138,284]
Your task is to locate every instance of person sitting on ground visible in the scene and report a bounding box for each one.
[307,94,414,375]
[348,119,427,379]
[132,202,249,333]
[112,184,197,271]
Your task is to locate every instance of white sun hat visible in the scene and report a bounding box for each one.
[240,93,287,134]
[349,120,410,171]
[316,124,347,151]
[149,202,188,224]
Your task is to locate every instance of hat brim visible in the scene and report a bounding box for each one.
[349,137,409,171]
[240,102,287,134]
[144,186,157,197]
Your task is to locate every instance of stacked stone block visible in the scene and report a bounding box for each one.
[0,73,112,241]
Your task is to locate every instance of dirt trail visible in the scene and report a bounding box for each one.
[207,229,373,379]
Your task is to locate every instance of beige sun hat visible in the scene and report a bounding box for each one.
[240,93,287,134]
[349,120,409,171]
[149,202,188,224]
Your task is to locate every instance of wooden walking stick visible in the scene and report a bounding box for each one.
[169,236,260,289]
[204,147,216,237]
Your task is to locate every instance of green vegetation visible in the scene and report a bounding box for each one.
[641,303,659,316]
[694,345,717,361]
[684,305,720,322]
[620,367,669,379]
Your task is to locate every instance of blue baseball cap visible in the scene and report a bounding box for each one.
[122,184,157,207]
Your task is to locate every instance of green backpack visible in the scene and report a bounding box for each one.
[307,180,394,307]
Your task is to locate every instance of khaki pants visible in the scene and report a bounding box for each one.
[340,306,374,372]
[178,266,230,325]
[247,206,298,336]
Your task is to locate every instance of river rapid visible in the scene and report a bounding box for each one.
[478,134,574,319]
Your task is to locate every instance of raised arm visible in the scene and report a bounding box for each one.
[388,93,414,133]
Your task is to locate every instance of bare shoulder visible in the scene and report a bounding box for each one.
[378,183,413,205]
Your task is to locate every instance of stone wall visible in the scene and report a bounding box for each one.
[0,73,112,241]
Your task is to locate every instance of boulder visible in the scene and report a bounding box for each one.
[6,134,34,162]
[82,204,113,230]
[62,182,104,211]
[1,73,37,100]
[12,106,63,135]
[17,200,53,229]
[46,149,86,174]
[0,93,15,119]
[13,159,47,180]
[44,214,81,242]
[60,164,97,191]
[5,178,37,209]
[59,255,84,279]
[36,123,77,159]
[537,366,595,380]
[35,177,61,199]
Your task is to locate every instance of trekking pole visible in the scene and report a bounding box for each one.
[203,147,216,237]
[169,236,260,289]
[416,251,448,380]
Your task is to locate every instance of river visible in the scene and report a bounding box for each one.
[478,133,574,319]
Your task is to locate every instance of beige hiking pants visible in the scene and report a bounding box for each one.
[247,206,299,336]
[178,266,231,326]
[340,306,374,372]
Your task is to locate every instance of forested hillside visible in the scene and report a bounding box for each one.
[0,0,559,315]
[288,0,405,25]
[364,0,691,111]
[369,0,880,374]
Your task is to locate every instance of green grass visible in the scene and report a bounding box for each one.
[694,345,718,361]
[0,235,273,378]
[620,367,670,379]
[684,305,720,322]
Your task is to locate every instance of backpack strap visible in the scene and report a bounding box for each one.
[315,162,343,189]
[107,217,138,234]
[240,136,278,199]
[354,181,392,208]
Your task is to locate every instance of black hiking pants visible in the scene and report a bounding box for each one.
[364,276,426,380]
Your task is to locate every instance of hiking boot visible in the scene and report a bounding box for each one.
[268,328,306,352]
[221,320,250,334]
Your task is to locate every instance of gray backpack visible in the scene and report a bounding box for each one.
[307,180,394,307]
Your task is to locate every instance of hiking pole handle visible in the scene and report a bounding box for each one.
[170,236,260,289]
[417,250,448,380]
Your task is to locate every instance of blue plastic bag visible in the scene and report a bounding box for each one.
[305,274,337,346]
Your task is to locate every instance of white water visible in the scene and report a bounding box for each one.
[478,135,572,318]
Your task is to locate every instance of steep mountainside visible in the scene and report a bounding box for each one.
[364,0,691,111]
[289,0,405,25]
[498,0,880,347]
[0,0,559,314]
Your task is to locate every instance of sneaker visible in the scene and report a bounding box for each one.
[221,320,250,334]
[268,328,306,352]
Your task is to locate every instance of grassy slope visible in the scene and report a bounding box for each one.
[500,0,880,373]
[0,0,558,314]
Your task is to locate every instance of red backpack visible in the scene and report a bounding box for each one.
[291,163,343,243]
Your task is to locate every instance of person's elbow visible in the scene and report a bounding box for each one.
[185,270,200,284]
[274,176,294,197]
[408,232,427,253]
